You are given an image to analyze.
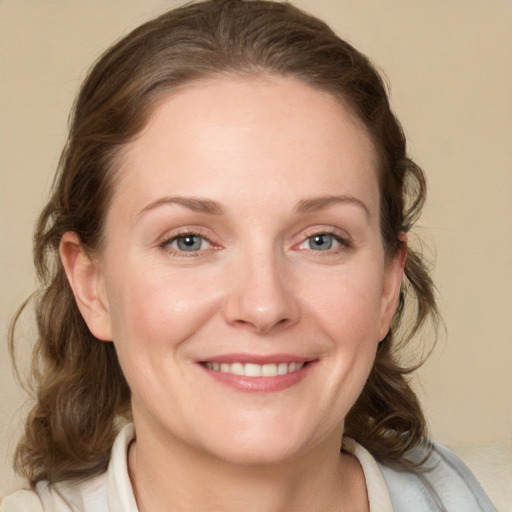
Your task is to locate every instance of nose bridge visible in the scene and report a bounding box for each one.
[224,241,299,333]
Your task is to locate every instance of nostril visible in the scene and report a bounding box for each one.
[222,266,300,332]
[229,314,294,334]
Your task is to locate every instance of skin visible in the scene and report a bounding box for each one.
[61,75,405,512]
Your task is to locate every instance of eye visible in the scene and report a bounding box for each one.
[307,233,336,251]
[297,232,348,252]
[164,233,212,252]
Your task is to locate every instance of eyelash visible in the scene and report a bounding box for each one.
[158,228,351,257]
[296,230,351,253]
[158,231,217,256]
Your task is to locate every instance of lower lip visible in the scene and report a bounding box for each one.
[200,362,315,392]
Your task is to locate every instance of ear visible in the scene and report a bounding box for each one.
[378,232,407,341]
[59,232,113,341]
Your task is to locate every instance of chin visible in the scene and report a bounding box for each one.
[192,416,332,467]
[208,436,310,467]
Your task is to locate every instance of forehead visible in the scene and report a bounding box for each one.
[113,75,380,219]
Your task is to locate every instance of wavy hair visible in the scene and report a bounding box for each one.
[10,0,438,484]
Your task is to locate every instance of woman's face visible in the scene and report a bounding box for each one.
[74,75,403,465]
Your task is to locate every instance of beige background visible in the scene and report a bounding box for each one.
[1,0,511,501]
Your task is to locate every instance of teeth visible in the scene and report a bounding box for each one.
[277,362,288,375]
[205,361,305,377]
[245,363,261,377]
[230,362,244,376]
[261,363,277,377]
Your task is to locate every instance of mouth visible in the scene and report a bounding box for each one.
[203,361,305,377]
[198,355,314,392]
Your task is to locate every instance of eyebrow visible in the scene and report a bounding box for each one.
[137,194,370,219]
[296,195,371,218]
[137,196,224,218]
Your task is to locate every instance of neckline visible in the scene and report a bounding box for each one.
[108,424,393,512]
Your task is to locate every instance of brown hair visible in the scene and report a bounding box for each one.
[10,0,438,484]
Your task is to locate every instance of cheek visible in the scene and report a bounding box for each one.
[301,264,385,342]
[104,264,222,351]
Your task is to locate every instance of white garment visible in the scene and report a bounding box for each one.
[2,424,497,512]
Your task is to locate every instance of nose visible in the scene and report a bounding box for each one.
[223,249,300,334]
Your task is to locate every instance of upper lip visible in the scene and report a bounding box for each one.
[198,353,313,364]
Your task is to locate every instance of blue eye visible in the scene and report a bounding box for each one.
[297,232,347,252]
[169,234,210,252]
[307,234,336,251]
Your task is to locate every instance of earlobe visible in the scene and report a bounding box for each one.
[378,234,407,341]
[59,232,113,341]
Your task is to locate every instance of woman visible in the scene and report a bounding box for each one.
[4,1,497,511]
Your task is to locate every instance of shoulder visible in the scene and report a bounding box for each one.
[377,440,498,512]
[2,490,44,512]
[2,424,136,512]
[1,473,109,512]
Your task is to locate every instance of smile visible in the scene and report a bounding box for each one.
[204,361,305,377]
[199,355,314,392]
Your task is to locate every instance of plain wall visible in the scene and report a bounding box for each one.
[1,0,511,496]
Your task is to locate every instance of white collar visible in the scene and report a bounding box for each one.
[342,437,394,512]
[107,424,392,512]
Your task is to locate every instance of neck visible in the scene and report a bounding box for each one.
[128,420,368,512]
